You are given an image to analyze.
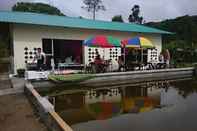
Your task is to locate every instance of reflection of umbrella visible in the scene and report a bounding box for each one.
[87,102,122,120]
[122,97,154,113]
[83,35,121,48]
[121,36,154,48]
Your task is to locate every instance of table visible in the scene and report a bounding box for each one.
[26,63,37,70]
[147,62,166,69]
[58,63,84,70]
[126,61,144,71]
[156,62,166,69]
[89,60,112,73]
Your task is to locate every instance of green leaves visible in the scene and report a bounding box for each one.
[12,2,65,16]
[82,0,106,20]
[128,5,143,24]
[112,15,124,23]
[147,15,197,63]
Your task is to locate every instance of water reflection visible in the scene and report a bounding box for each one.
[48,81,171,125]
[43,80,197,131]
[172,80,197,98]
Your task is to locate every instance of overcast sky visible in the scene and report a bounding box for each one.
[0,0,197,22]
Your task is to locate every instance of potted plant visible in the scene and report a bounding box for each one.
[17,68,25,77]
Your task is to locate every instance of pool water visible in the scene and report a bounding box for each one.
[45,80,197,131]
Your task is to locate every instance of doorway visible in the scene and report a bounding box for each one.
[42,39,83,69]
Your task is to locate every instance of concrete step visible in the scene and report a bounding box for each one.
[0,77,25,96]
[0,76,9,81]
[0,73,9,79]
[0,80,11,90]
[0,88,23,96]
[0,73,11,90]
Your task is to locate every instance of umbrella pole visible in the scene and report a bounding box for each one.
[141,48,143,70]
[124,47,126,70]
[141,48,143,63]
[103,48,105,60]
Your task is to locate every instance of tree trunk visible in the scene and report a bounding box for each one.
[93,11,95,20]
[93,4,96,20]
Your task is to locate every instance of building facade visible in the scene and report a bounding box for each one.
[12,24,162,72]
[0,11,171,73]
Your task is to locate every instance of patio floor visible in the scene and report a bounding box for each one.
[0,94,48,131]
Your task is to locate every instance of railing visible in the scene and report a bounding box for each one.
[81,67,195,87]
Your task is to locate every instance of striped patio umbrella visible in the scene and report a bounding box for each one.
[121,36,154,48]
[121,36,155,64]
[83,35,121,48]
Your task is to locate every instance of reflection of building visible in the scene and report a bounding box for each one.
[49,85,162,125]
[52,92,85,112]
[85,88,121,104]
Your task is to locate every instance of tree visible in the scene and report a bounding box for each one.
[12,2,64,16]
[128,5,143,24]
[112,15,124,22]
[82,0,106,20]
[146,15,197,64]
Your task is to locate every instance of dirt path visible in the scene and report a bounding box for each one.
[0,94,48,131]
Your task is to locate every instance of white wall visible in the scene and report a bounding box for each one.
[13,24,162,73]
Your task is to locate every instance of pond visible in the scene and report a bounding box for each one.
[42,79,197,131]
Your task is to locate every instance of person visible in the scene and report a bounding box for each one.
[51,57,55,71]
[94,51,104,73]
[33,48,46,71]
[126,49,137,70]
[118,56,124,71]
[159,52,164,63]
[94,51,103,64]
[65,56,73,63]
[163,49,171,68]
[157,52,165,69]
[74,55,81,64]
[127,49,137,62]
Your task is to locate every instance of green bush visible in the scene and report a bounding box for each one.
[17,68,25,77]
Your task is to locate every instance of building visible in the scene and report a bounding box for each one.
[0,11,172,73]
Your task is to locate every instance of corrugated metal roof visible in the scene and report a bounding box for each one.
[0,11,172,34]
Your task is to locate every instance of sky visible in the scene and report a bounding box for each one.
[0,0,197,22]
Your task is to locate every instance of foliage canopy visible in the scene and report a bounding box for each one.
[82,0,106,20]
[112,15,124,22]
[12,2,65,16]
